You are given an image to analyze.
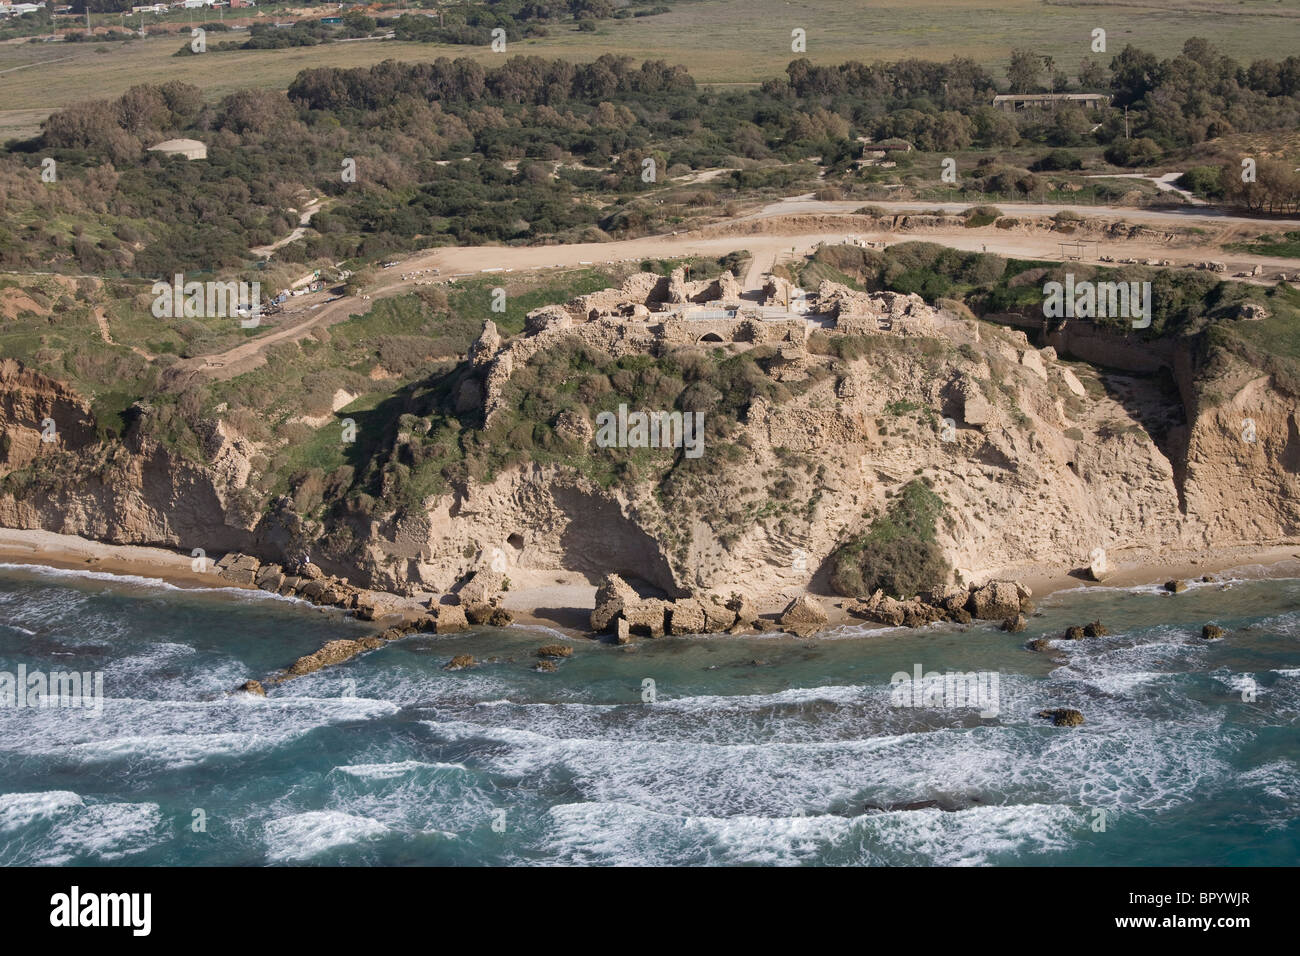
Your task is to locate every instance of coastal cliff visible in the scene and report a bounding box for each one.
[2,275,1298,610]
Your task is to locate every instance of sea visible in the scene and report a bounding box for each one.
[0,562,1296,866]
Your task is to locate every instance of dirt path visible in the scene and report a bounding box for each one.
[250,198,325,259]
[166,198,1299,383]
[741,195,1300,229]
[94,307,157,361]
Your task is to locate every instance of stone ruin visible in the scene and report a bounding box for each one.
[466,270,964,424]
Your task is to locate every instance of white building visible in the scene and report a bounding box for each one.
[148,138,207,161]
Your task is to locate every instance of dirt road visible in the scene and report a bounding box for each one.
[172,198,1300,382]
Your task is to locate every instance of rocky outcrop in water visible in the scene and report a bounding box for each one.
[1038,708,1086,727]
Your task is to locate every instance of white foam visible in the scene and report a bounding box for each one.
[1214,673,1265,697]
[424,702,1227,818]
[263,810,389,862]
[36,802,164,865]
[0,790,84,832]
[0,561,309,606]
[335,760,465,780]
[544,800,1080,866]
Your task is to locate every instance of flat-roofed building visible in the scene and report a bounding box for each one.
[148,138,207,161]
[993,93,1109,111]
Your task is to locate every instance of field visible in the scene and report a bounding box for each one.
[2,0,1298,139]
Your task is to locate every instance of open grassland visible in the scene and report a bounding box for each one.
[2,0,1298,139]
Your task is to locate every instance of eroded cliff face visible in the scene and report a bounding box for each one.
[0,367,259,551]
[0,359,96,471]
[1,290,1297,600]
[1178,359,1300,546]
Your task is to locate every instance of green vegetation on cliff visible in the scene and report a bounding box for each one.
[829,479,950,599]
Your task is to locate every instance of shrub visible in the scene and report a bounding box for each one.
[829,480,950,598]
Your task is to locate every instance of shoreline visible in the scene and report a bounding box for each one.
[2,528,1299,637]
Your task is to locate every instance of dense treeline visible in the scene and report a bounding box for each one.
[8,38,1300,278]
[287,54,696,109]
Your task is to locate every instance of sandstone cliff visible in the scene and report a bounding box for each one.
[1,277,1297,605]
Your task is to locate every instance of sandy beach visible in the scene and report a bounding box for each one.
[3,527,1300,636]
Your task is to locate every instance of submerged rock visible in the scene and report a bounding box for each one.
[237,679,265,697]
[444,654,476,671]
[1001,614,1027,633]
[1083,620,1108,637]
[1038,707,1085,727]
[286,637,384,677]
[1201,624,1225,640]
[536,644,572,659]
[1064,625,1085,640]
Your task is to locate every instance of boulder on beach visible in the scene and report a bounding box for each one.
[254,565,284,592]
[457,568,505,606]
[432,604,469,634]
[779,594,828,636]
[590,573,640,632]
[726,593,759,628]
[929,584,971,615]
[216,552,261,585]
[901,598,946,628]
[668,598,707,636]
[1164,579,1187,594]
[701,595,738,632]
[847,589,905,626]
[622,598,670,637]
[1086,553,1110,582]
[969,580,1021,620]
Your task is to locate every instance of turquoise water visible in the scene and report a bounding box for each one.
[0,562,1297,866]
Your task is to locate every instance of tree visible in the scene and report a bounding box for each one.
[1007,48,1040,93]
[1109,45,1162,107]
[1078,57,1108,91]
